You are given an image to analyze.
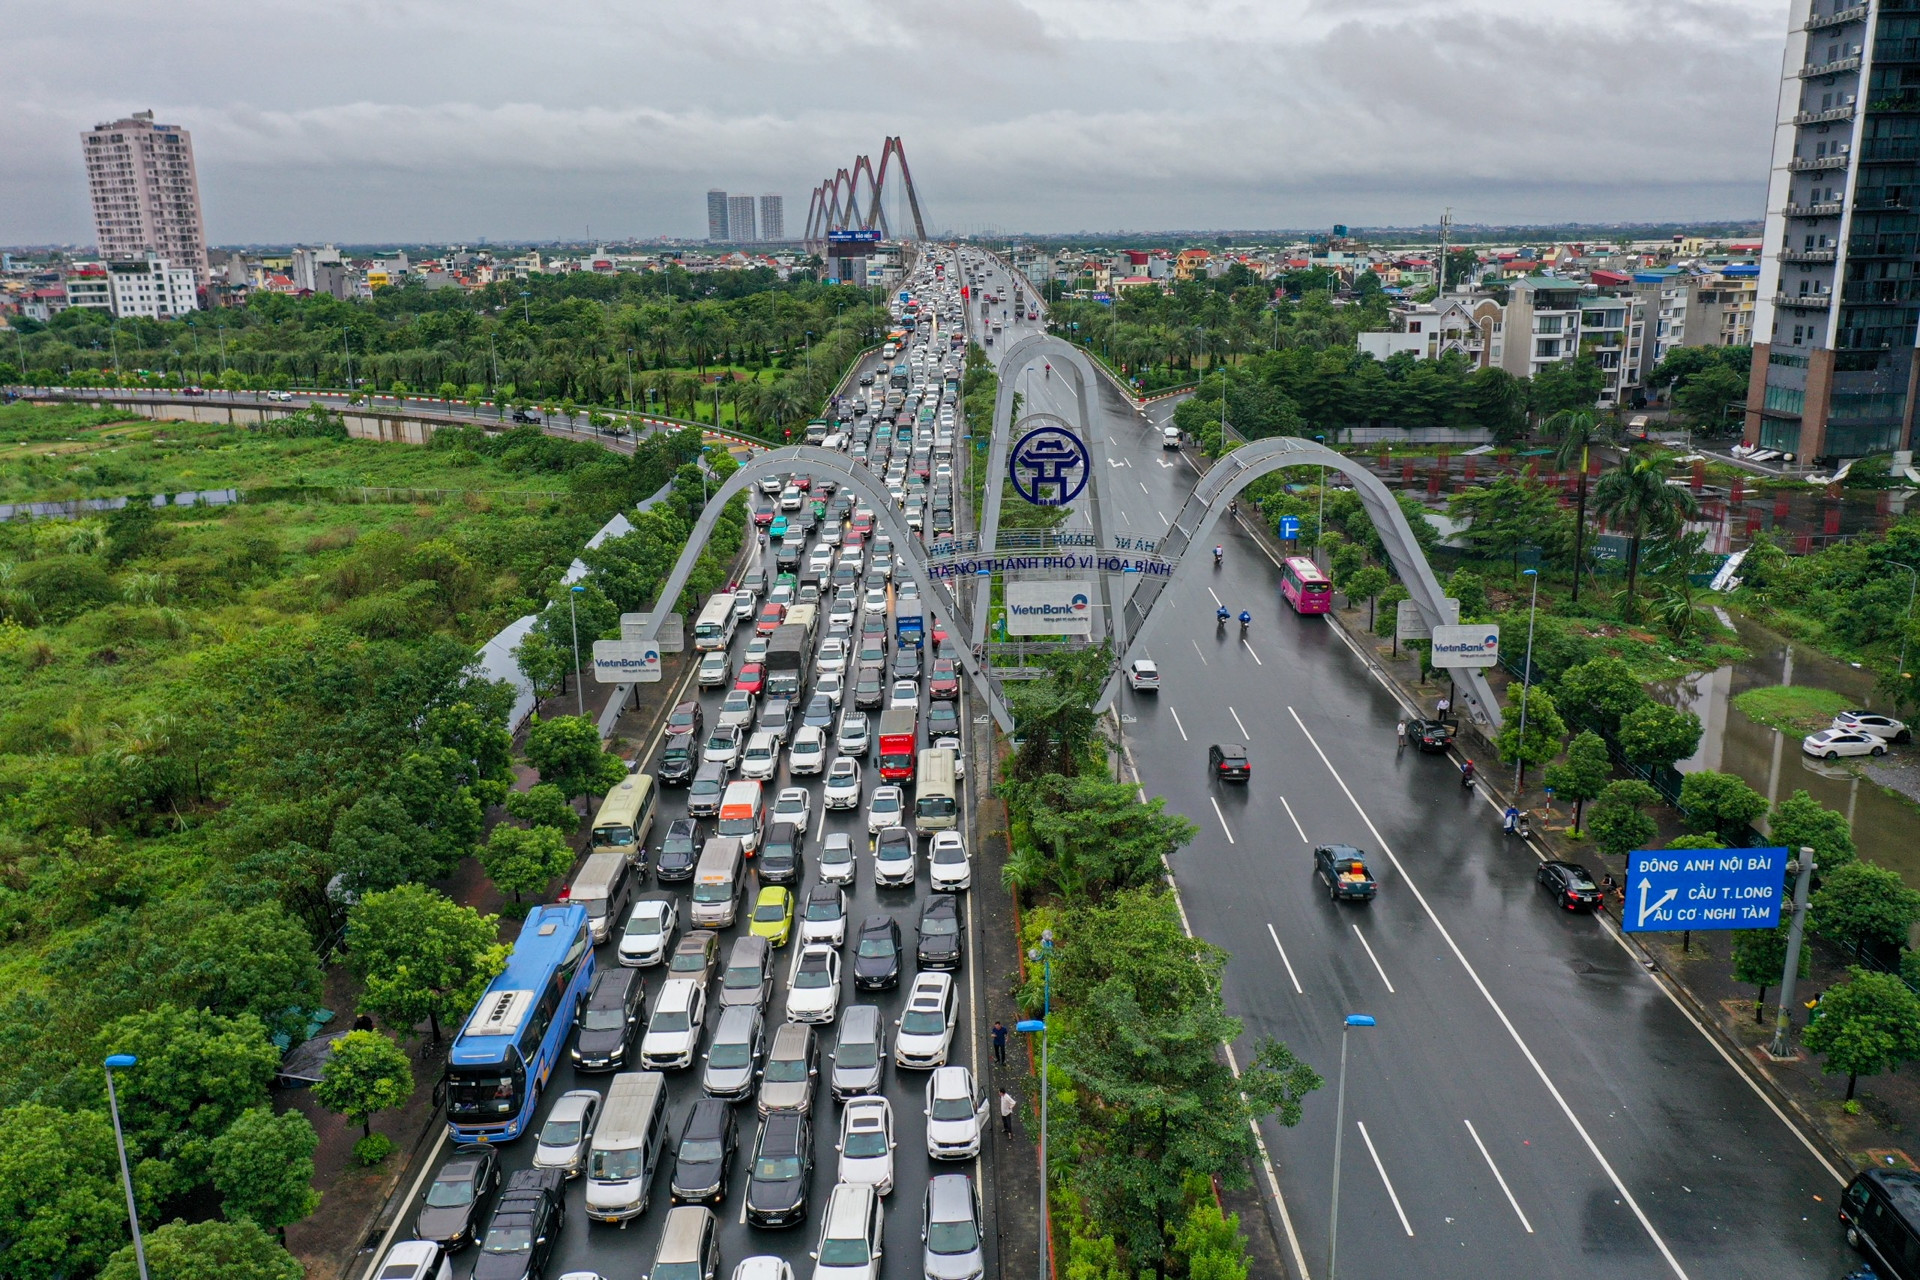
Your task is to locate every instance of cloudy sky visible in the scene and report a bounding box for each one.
[3,0,1790,245]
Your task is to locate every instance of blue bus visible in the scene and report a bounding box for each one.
[446,903,594,1142]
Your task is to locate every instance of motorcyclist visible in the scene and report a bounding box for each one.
[1216,605,1230,625]
[1461,759,1476,788]
[1238,610,1252,631]
[1213,545,1223,567]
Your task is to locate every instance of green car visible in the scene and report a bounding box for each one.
[750,886,795,947]
[769,516,789,540]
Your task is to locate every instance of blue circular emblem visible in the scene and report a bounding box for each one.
[1009,423,1091,507]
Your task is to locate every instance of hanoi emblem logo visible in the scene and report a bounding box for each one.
[1009,424,1091,507]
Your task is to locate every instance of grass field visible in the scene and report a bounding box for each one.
[1732,684,1855,734]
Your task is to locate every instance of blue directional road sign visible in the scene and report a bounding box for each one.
[1279,515,1301,540]
[1622,845,1786,933]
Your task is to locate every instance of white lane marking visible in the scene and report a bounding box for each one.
[1241,638,1263,665]
[1209,796,1236,844]
[1229,706,1250,739]
[1358,1121,1415,1237]
[1109,458,1127,468]
[1139,480,1150,494]
[1464,1118,1534,1233]
[1351,925,1396,993]
[1169,706,1189,741]
[1280,795,1309,844]
[1286,706,1692,1279]
[1157,510,1168,525]
[1159,458,1175,468]
[1207,587,1223,606]
[1266,922,1303,994]
[1189,638,1208,665]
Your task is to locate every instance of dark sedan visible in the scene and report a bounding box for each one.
[413,1144,500,1249]
[670,1097,738,1206]
[915,894,964,971]
[657,817,701,881]
[1538,860,1603,912]
[852,914,903,990]
[891,645,923,681]
[854,666,888,711]
[1410,717,1455,753]
[657,731,697,785]
[744,1111,814,1228]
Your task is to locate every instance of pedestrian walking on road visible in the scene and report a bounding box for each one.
[999,1089,1016,1137]
[1396,719,1407,750]
[991,1021,1008,1066]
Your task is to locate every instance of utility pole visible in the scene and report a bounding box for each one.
[1768,848,1816,1059]
[1438,207,1454,296]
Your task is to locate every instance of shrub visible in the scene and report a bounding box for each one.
[353,1132,396,1166]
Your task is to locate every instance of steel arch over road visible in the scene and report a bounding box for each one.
[633,445,1017,731]
[1099,434,1504,726]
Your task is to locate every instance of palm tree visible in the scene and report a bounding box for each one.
[1591,452,1699,607]
[1547,409,1615,604]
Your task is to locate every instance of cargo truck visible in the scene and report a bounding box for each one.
[877,707,918,783]
[894,601,923,649]
[763,624,809,699]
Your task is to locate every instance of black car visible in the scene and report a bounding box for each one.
[511,409,541,424]
[1313,844,1377,902]
[666,698,703,741]
[670,1096,739,1206]
[852,914,903,990]
[1538,860,1603,912]
[413,1143,501,1249]
[1410,718,1456,753]
[759,821,803,886]
[1208,742,1251,783]
[570,967,645,1071]
[915,894,964,970]
[658,817,702,882]
[891,646,923,680]
[686,763,727,822]
[472,1167,565,1280]
[854,666,887,711]
[744,1111,814,1229]
[657,731,697,785]
[775,542,801,570]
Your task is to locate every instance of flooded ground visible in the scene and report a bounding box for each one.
[1660,611,1917,883]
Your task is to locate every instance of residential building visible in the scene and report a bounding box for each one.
[707,189,729,241]
[65,267,112,311]
[1696,269,1758,347]
[1174,248,1210,281]
[106,253,198,319]
[291,245,342,293]
[1377,295,1504,368]
[758,194,785,242]
[81,111,209,287]
[1749,0,1918,459]
[1498,277,1640,407]
[727,195,757,243]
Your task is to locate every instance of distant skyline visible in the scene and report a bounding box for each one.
[1,1,1788,245]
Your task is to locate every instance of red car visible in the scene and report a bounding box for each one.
[753,508,775,528]
[755,602,787,636]
[792,473,811,492]
[734,662,766,695]
[928,658,960,701]
[930,621,950,652]
[844,530,867,552]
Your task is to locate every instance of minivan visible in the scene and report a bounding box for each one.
[584,1071,669,1224]
[566,851,635,945]
[758,1022,818,1119]
[810,1182,883,1280]
[570,966,645,1072]
[701,1004,765,1101]
[717,780,765,854]
[649,1204,721,1280]
[690,836,747,929]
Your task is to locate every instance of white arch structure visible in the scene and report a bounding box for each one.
[633,445,1017,732]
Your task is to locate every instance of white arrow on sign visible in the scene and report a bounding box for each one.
[1636,879,1679,930]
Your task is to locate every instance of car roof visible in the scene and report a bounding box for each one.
[840,1003,881,1036]
[859,914,895,933]
[589,968,637,1003]
[930,1064,970,1095]
[928,1172,973,1216]
[761,1109,806,1147]
[807,882,841,902]
[756,885,790,904]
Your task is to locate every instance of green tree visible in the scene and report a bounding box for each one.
[505,782,581,834]
[1730,924,1808,1024]
[1344,564,1391,629]
[1547,409,1614,603]
[313,1030,414,1139]
[513,629,573,701]
[1677,770,1768,842]
[1173,1198,1250,1280]
[523,714,628,799]
[1494,685,1566,785]
[1529,356,1605,421]
[1329,541,1365,590]
[207,1107,321,1231]
[1445,567,1488,620]
[1587,779,1661,858]
[1617,702,1704,772]
[100,1217,302,1280]
[166,902,325,1045]
[1812,861,1920,954]
[328,791,439,898]
[0,1102,127,1280]
[1800,967,1920,1100]
[1541,730,1611,831]
[1675,363,1747,434]
[347,885,507,1041]
[1554,657,1648,739]
[1770,789,1857,871]
[1004,644,1110,781]
[1001,774,1198,903]
[1447,474,1559,579]
[479,823,575,904]
[1592,452,1700,603]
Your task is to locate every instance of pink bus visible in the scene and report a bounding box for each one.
[1281,556,1333,614]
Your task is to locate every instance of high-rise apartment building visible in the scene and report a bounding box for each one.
[727,195,757,243]
[82,111,209,286]
[707,189,730,241]
[758,194,785,242]
[1749,0,1920,461]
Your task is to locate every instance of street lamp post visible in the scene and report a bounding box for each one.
[1019,928,1055,1280]
[1327,1014,1376,1280]
[1514,567,1540,796]
[103,1054,150,1280]
[521,290,532,325]
[1890,561,1918,678]
[568,583,586,718]
[1314,434,1328,561]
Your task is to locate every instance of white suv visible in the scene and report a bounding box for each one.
[640,978,707,1070]
[893,972,956,1069]
[923,1065,989,1161]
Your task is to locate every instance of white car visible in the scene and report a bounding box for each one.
[863,587,889,616]
[704,725,744,771]
[729,1260,794,1280]
[789,726,828,776]
[822,521,844,547]
[697,651,734,688]
[836,1096,896,1196]
[896,581,918,607]
[733,590,757,622]
[640,978,707,1070]
[799,883,847,947]
[838,712,871,758]
[923,1066,989,1161]
[767,584,794,610]
[618,896,678,966]
[1802,728,1886,759]
[889,680,919,710]
[780,485,804,511]
[873,826,915,887]
[932,734,964,780]
[773,786,813,835]
[867,785,904,835]
[824,757,863,809]
[818,638,850,675]
[809,548,835,578]
[744,634,771,665]
[784,943,842,1024]
[893,972,956,1069]
[820,831,857,885]
[369,1242,449,1280]
[816,671,846,708]
[927,831,971,892]
[1834,711,1910,743]
[829,598,856,629]
[719,689,756,731]
[1127,659,1161,692]
[741,730,781,781]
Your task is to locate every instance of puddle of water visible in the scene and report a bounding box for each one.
[1658,613,1917,884]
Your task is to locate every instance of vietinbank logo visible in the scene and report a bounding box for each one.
[1071,593,1090,614]
[1006,580,1095,636]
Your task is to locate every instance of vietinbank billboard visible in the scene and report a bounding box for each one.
[1006,580,1094,636]
[1430,624,1501,669]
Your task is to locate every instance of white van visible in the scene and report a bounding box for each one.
[584,1072,669,1223]
[913,748,958,839]
[717,779,765,853]
[690,835,747,928]
[566,851,636,944]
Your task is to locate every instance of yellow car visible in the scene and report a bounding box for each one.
[749,886,795,947]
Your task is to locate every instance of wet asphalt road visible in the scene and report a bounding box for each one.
[1087,406,1858,1279]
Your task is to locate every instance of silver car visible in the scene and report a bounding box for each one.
[921,1173,984,1280]
[531,1089,601,1178]
[757,1022,818,1119]
[701,1004,765,1101]
[837,712,871,758]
